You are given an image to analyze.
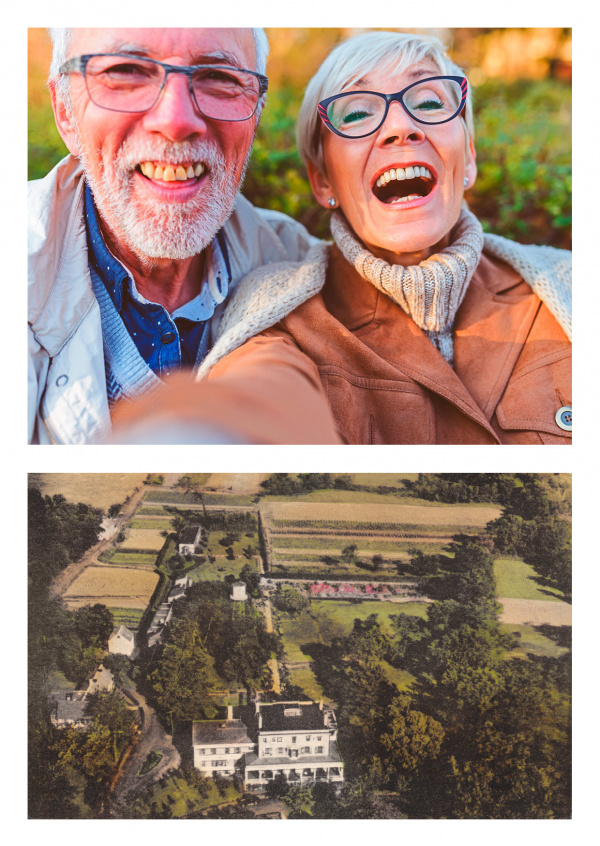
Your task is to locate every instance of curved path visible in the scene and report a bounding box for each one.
[110,685,181,814]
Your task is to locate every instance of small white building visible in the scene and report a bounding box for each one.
[86,664,114,696]
[231,581,247,601]
[108,625,136,658]
[178,526,202,555]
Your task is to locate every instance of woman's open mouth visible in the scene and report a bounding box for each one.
[372,165,436,205]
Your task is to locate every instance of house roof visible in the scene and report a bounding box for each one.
[109,625,134,642]
[258,702,327,733]
[192,720,253,746]
[180,525,201,545]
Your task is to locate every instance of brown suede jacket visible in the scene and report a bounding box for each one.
[208,244,571,445]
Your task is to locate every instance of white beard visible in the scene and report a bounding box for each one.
[78,135,251,260]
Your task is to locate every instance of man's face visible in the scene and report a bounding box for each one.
[54,28,258,260]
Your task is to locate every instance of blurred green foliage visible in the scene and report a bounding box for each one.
[28,78,571,249]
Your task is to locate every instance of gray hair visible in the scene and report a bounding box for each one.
[297,30,474,174]
[48,27,270,108]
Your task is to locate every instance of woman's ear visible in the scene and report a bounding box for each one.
[306,159,337,209]
[49,79,81,157]
[463,136,477,190]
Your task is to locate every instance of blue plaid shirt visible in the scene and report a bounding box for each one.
[84,184,231,376]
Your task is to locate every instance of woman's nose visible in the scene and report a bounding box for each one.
[375,99,426,146]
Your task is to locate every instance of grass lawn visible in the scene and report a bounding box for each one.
[494,557,563,602]
[127,774,240,817]
[129,518,174,530]
[500,623,570,659]
[47,669,77,691]
[288,663,326,702]
[110,607,145,630]
[205,530,258,557]
[273,536,421,554]
[107,552,159,566]
[189,558,251,582]
[278,600,429,663]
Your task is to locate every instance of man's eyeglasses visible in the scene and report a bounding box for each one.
[59,53,269,122]
[318,76,468,139]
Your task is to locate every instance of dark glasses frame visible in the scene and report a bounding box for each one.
[59,53,269,121]
[318,75,468,138]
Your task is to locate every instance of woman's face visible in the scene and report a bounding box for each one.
[309,62,477,265]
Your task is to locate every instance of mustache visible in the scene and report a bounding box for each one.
[113,139,227,173]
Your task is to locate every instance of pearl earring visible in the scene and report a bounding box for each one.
[463,177,469,188]
[328,198,337,208]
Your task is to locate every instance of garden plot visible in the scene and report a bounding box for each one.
[62,566,159,610]
[119,528,166,551]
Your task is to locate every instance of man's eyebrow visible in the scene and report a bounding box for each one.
[98,44,248,69]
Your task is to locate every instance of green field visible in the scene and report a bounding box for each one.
[136,506,168,516]
[278,600,429,663]
[110,608,145,630]
[129,518,174,530]
[100,550,158,567]
[203,494,256,506]
[272,536,430,554]
[188,558,256,582]
[500,624,570,660]
[350,473,419,485]
[494,557,563,602]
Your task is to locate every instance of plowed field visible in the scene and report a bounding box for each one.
[63,566,159,609]
[263,501,500,526]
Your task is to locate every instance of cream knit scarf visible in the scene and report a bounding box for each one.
[330,207,484,364]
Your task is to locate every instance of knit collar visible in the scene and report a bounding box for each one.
[330,207,484,364]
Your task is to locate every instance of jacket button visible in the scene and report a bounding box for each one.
[555,406,572,431]
[55,374,68,387]
[161,332,176,345]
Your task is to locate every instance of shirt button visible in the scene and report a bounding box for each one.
[555,406,572,431]
[161,332,176,345]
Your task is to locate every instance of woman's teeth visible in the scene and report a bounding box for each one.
[139,162,205,182]
[375,166,432,188]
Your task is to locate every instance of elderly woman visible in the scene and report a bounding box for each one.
[123,31,572,445]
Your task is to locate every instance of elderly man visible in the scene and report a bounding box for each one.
[29,28,338,444]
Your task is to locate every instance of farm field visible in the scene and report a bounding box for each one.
[176,473,211,487]
[494,557,564,602]
[188,558,257,582]
[29,473,146,509]
[103,551,158,567]
[110,608,145,631]
[349,473,419,485]
[129,518,173,530]
[207,473,266,493]
[263,501,501,527]
[272,536,430,554]
[120,529,167,552]
[62,566,159,609]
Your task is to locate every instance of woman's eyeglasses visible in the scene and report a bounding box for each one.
[318,76,467,139]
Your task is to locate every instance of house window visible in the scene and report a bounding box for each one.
[302,746,310,754]
[277,747,284,755]
[305,735,311,741]
[317,736,322,741]
[264,748,272,756]
[316,746,324,754]
[247,771,259,780]
[234,747,241,754]
[292,736,297,743]
[277,737,282,742]
[224,748,230,754]
[197,748,205,755]
[210,748,217,754]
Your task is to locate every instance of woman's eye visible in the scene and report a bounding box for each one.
[341,110,371,124]
[414,98,444,111]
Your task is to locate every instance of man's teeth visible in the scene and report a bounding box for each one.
[375,166,432,188]
[140,162,205,181]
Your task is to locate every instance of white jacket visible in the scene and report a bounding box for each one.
[28,155,317,444]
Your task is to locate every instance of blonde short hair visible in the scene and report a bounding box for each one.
[297,30,474,173]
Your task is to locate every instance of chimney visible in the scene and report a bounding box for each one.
[227,705,233,720]
[319,700,323,710]
[258,713,262,729]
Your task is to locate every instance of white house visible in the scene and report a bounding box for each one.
[193,700,344,790]
[178,525,202,555]
[193,711,255,776]
[108,625,136,658]
[231,581,247,601]
[49,665,115,729]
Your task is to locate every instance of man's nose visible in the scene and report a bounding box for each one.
[375,99,426,146]
[142,71,207,141]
